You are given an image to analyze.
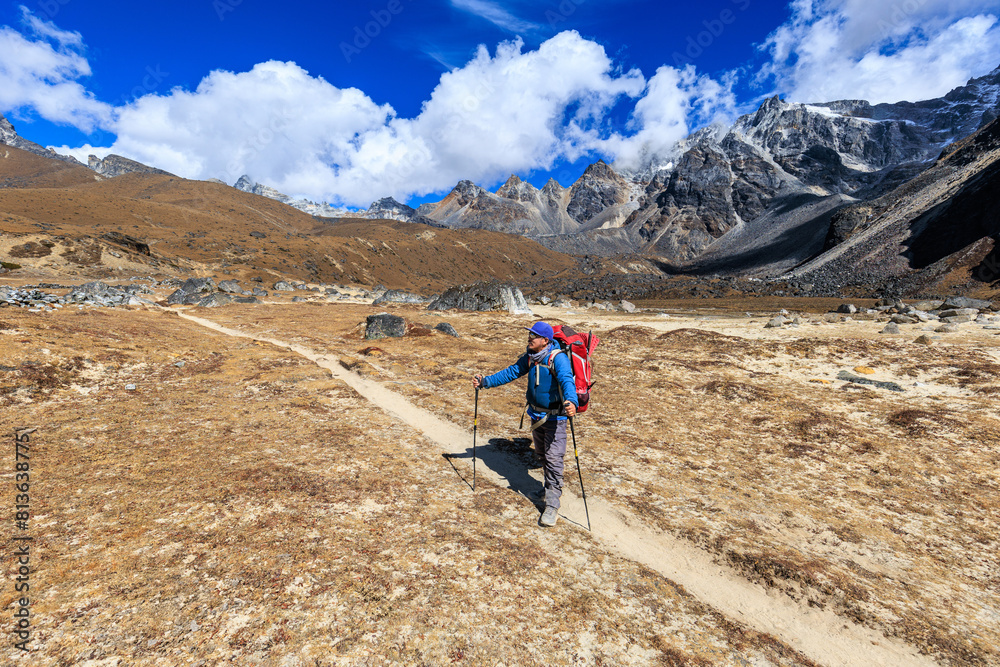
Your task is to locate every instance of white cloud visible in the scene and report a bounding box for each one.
[599,65,738,172]
[760,0,1000,103]
[450,0,539,33]
[57,32,657,207]
[0,7,111,131]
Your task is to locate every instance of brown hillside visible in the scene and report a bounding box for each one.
[0,156,579,291]
[0,145,99,189]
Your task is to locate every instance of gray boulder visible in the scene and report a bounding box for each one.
[167,290,202,305]
[765,315,789,328]
[880,323,901,334]
[179,277,216,294]
[218,279,242,294]
[939,308,979,318]
[434,322,460,337]
[620,300,637,313]
[273,281,295,291]
[836,304,857,314]
[198,293,233,308]
[943,297,992,310]
[251,287,268,297]
[373,290,428,305]
[912,300,944,311]
[365,313,407,339]
[427,281,533,315]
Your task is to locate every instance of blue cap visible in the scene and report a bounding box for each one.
[525,321,554,340]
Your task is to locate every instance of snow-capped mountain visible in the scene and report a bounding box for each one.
[412,64,1000,274]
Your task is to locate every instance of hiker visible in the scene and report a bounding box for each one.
[473,321,578,527]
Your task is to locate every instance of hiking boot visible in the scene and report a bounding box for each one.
[539,506,558,527]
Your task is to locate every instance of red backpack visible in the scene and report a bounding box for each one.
[550,325,599,413]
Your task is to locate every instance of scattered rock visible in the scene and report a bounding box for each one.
[198,293,233,308]
[218,279,242,293]
[935,324,960,333]
[853,366,875,374]
[179,277,216,294]
[880,323,901,334]
[273,281,295,291]
[890,314,918,324]
[434,322,459,337]
[939,308,979,319]
[836,304,857,314]
[427,281,532,315]
[942,296,992,310]
[764,315,789,328]
[912,299,944,311]
[913,334,936,345]
[373,290,428,305]
[365,313,407,339]
[837,371,904,392]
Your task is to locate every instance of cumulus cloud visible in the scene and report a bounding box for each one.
[57,31,659,207]
[760,0,1000,103]
[603,66,739,172]
[0,6,111,131]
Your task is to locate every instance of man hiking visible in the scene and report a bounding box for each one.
[473,321,578,527]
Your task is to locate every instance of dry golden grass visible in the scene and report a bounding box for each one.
[1,304,823,666]
[192,302,1000,665]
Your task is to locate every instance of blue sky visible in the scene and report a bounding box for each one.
[1,0,999,208]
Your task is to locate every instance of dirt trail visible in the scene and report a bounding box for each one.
[176,310,939,667]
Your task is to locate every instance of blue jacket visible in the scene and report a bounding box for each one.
[481,342,578,421]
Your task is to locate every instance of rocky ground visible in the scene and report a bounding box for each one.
[1,284,998,666]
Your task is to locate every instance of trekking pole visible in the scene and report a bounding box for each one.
[568,417,591,531]
[472,387,479,492]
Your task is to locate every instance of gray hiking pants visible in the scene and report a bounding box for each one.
[532,418,567,509]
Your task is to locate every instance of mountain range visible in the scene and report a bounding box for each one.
[1,64,999,297]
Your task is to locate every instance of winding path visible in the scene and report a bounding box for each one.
[177,310,938,667]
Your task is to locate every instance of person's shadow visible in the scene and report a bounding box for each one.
[445,437,544,505]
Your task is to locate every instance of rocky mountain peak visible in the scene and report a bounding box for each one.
[234,174,255,192]
[497,174,541,203]
[0,113,17,144]
[88,154,172,178]
[541,178,564,195]
[448,179,488,205]
[580,159,622,182]
[365,197,416,221]
[0,112,81,165]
